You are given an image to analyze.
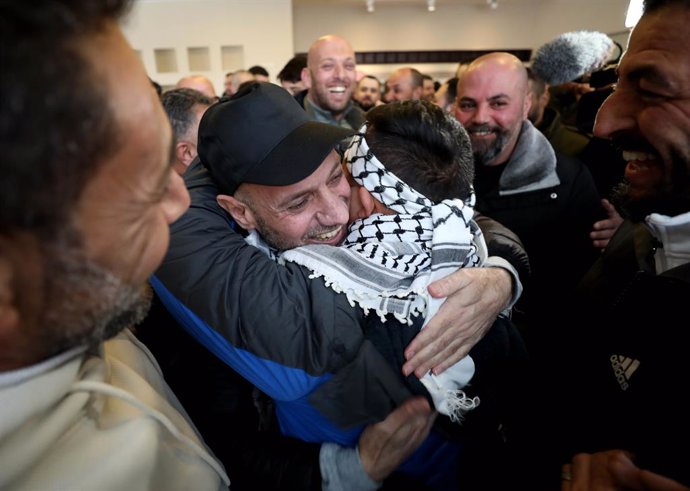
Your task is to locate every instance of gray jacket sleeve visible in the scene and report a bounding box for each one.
[320,443,380,491]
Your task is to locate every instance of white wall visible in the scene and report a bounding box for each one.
[293,0,630,82]
[120,0,631,92]
[121,0,295,95]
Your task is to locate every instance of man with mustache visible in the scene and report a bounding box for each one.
[554,0,690,488]
[296,35,366,130]
[0,1,228,488]
[454,52,604,355]
[151,82,528,489]
[384,67,424,103]
[353,75,383,112]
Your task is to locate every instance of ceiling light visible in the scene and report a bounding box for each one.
[487,0,498,9]
[366,0,374,13]
[427,0,436,12]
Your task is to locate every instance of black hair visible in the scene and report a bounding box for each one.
[408,68,424,89]
[161,88,214,141]
[365,100,474,202]
[277,54,307,83]
[248,65,269,77]
[644,0,690,12]
[525,67,548,97]
[150,78,163,98]
[1,0,132,235]
[359,74,382,88]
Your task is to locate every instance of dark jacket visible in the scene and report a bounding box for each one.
[152,158,531,489]
[537,106,590,158]
[155,160,410,435]
[473,122,603,337]
[294,89,366,130]
[558,221,690,486]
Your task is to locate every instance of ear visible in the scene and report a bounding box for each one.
[413,86,424,100]
[176,141,196,168]
[301,67,312,89]
[522,92,532,120]
[542,84,552,105]
[216,194,258,231]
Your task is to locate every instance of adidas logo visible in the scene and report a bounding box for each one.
[610,355,640,391]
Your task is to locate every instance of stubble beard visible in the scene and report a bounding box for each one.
[469,124,511,166]
[611,146,690,222]
[311,81,351,115]
[38,232,152,358]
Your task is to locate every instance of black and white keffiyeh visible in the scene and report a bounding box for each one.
[279,127,488,422]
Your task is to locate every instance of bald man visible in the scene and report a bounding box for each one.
[176,74,218,100]
[454,52,603,362]
[384,67,424,102]
[296,34,365,129]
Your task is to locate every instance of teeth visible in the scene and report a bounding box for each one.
[314,228,340,241]
[471,130,493,136]
[329,86,346,93]
[622,150,655,162]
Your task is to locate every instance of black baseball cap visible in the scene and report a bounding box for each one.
[198,82,354,195]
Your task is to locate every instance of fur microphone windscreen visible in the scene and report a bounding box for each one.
[531,30,615,86]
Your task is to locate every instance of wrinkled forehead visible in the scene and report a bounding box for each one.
[625,5,690,60]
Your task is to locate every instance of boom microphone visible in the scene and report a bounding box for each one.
[531,30,615,86]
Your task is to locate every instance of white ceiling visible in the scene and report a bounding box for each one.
[292,0,531,6]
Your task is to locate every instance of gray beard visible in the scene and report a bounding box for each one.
[469,125,511,166]
[38,235,152,357]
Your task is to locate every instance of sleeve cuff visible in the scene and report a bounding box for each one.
[484,255,523,312]
[319,442,381,491]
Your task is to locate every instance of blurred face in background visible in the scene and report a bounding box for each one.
[303,35,357,117]
[385,68,422,102]
[354,76,381,111]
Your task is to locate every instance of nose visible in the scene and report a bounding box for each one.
[316,188,349,227]
[162,169,191,224]
[472,102,490,125]
[333,63,344,80]
[593,89,635,140]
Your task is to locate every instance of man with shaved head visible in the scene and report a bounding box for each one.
[454,52,603,360]
[296,34,365,129]
[384,67,424,103]
[176,74,218,100]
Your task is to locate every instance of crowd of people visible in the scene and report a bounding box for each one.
[2,0,690,490]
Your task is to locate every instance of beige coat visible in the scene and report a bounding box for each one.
[0,329,229,491]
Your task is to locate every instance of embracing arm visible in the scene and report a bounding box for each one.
[403,212,529,377]
[154,165,366,391]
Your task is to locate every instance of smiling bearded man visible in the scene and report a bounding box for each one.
[296,35,366,130]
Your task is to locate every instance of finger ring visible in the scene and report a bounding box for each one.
[561,470,572,481]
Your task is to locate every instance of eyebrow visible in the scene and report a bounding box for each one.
[626,63,675,92]
[459,93,510,102]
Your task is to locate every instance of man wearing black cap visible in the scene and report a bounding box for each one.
[150,82,526,489]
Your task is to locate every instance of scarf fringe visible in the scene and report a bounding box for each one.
[308,271,427,324]
[444,390,480,424]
